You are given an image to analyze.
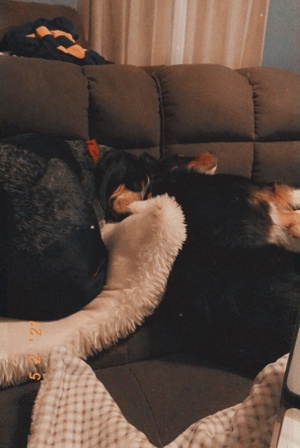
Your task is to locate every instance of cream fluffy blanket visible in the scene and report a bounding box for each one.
[0,194,186,386]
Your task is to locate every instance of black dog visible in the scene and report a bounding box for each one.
[94,148,300,376]
[0,134,108,321]
[149,157,300,375]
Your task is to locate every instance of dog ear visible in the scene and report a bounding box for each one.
[139,152,156,165]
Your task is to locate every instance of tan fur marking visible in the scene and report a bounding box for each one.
[187,153,217,173]
[278,211,297,227]
[272,184,295,210]
[253,184,295,211]
[277,210,300,237]
[249,187,297,245]
[251,188,273,204]
[110,184,142,215]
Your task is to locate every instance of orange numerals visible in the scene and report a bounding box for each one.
[28,321,42,381]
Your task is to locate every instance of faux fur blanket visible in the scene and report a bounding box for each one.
[27,346,288,447]
[0,194,186,386]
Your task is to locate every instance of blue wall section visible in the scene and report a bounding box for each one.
[262,0,300,73]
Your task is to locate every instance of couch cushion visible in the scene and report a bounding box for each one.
[238,67,300,142]
[83,64,161,154]
[253,141,300,185]
[0,57,89,139]
[163,142,255,178]
[0,352,253,448]
[96,352,253,447]
[87,312,183,370]
[154,64,255,149]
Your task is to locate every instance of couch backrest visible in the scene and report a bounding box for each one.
[1,56,299,184]
[154,64,300,184]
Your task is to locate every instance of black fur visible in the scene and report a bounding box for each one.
[96,150,300,376]
[94,149,150,220]
[0,134,108,321]
[150,167,300,376]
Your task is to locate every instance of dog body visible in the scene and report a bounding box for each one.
[151,169,300,249]
[0,134,108,320]
[149,166,300,374]
[96,149,300,375]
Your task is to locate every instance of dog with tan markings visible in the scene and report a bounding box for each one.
[94,147,300,376]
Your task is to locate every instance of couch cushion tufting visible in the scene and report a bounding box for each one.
[238,67,300,142]
[83,64,161,155]
[0,57,89,140]
[154,64,255,147]
[253,141,300,185]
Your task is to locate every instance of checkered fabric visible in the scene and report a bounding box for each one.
[167,355,287,448]
[28,346,151,448]
[28,346,287,448]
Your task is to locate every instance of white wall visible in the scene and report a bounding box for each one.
[262,0,299,73]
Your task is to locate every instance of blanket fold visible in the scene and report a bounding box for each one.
[27,346,287,448]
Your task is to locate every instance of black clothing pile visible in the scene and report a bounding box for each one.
[1,16,110,65]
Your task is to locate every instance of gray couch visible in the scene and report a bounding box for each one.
[0,2,300,447]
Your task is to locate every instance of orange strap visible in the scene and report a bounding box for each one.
[27,26,86,59]
[27,26,75,43]
[86,139,100,164]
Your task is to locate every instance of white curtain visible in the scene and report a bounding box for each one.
[78,0,270,68]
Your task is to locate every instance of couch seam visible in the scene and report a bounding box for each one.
[81,67,94,140]
[127,365,164,447]
[247,75,258,180]
[240,71,258,142]
[152,73,165,159]
[237,70,257,180]
[236,69,258,142]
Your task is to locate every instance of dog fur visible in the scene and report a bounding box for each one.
[94,149,150,221]
[95,148,300,376]
[0,134,108,321]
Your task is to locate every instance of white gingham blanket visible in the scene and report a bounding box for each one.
[27,346,287,448]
